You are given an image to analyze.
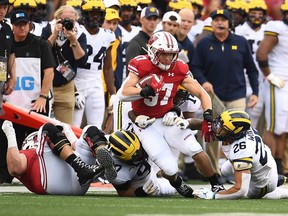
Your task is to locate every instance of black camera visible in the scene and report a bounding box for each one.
[61,18,74,31]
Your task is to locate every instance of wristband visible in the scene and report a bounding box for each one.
[258,60,269,68]
[70,42,78,48]
[39,94,48,99]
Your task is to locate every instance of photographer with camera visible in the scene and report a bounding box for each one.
[42,5,88,124]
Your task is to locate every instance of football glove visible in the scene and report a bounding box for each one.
[162,111,178,126]
[203,109,213,122]
[174,117,189,130]
[75,91,85,110]
[135,115,155,128]
[108,94,116,109]
[140,85,156,98]
[201,120,215,142]
[266,73,285,88]
[142,180,160,196]
[193,188,215,199]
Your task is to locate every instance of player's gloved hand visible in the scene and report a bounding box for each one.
[75,91,85,110]
[135,115,155,128]
[162,111,178,126]
[201,120,215,142]
[140,85,156,98]
[174,117,189,129]
[150,74,164,93]
[266,73,285,88]
[108,94,116,109]
[56,122,78,144]
[203,109,213,122]
[142,180,160,196]
[2,120,15,138]
[193,188,215,199]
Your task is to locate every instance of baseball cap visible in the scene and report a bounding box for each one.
[104,0,120,8]
[140,6,159,19]
[0,0,8,5]
[162,11,181,25]
[10,10,29,24]
[105,8,122,21]
[210,9,231,20]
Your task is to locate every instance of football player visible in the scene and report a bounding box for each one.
[193,110,288,199]
[256,1,288,175]
[1,120,116,195]
[73,0,116,128]
[75,125,177,197]
[119,31,224,197]
[235,0,267,131]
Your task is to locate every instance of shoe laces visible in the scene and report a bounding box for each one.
[212,184,225,193]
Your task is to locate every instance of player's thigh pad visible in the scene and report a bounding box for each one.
[164,125,203,157]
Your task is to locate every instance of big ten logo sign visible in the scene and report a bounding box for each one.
[15,76,34,90]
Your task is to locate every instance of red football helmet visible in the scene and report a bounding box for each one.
[147,31,179,71]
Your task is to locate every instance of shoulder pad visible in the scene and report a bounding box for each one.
[174,60,189,74]
[232,157,253,171]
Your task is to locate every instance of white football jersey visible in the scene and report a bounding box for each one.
[188,19,204,43]
[264,20,288,78]
[221,128,276,188]
[109,154,152,188]
[76,27,116,89]
[118,25,140,80]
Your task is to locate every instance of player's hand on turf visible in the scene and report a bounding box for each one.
[143,180,159,196]
[193,188,215,199]
[135,115,155,128]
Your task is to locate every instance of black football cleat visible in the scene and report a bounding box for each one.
[96,147,117,182]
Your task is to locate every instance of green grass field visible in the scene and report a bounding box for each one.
[1,189,288,216]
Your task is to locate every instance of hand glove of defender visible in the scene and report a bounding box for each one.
[162,111,178,126]
[143,180,160,196]
[75,91,85,110]
[193,188,215,199]
[266,73,285,88]
[135,115,155,128]
[174,117,189,129]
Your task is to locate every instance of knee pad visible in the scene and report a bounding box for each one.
[83,126,107,155]
[42,123,70,156]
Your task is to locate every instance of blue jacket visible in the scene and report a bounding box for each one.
[191,32,258,101]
